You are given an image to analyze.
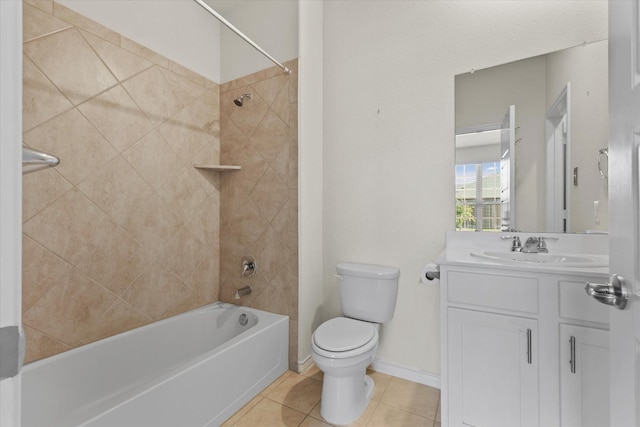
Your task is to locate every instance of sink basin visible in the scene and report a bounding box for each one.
[470,251,608,267]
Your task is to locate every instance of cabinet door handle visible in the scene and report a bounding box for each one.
[569,336,576,374]
[526,328,532,364]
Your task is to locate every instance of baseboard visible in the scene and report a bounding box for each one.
[370,358,441,390]
[298,354,441,389]
[297,354,314,374]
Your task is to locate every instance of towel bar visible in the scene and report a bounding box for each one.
[22,146,59,174]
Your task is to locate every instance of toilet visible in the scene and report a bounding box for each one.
[311,262,400,425]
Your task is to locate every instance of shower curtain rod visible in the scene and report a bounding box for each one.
[193,0,291,75]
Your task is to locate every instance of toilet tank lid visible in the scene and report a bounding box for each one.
[336,263,400,279]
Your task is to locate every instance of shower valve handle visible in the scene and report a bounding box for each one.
[241,256,256,278]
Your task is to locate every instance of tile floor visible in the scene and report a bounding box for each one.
[221,366,441,427]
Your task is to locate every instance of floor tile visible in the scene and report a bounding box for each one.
[368,402,434,427]
[308,402,323,422]
[308,385,379,426]
[260,370,295,397]
[300,416,333,427]
[220,396,263,427]
[264,371,323,414]
[346,398,379,426]
[380,377,440,420]
[302,363,323,381]
[225,369,442,427]
[367,369,393,402]
[231,398,306,427]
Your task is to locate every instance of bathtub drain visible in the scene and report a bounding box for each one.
[239,314,248,326]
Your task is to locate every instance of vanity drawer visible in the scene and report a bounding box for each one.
[447,271,538,313]
[559,280,609,324]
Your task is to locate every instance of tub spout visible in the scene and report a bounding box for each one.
[234,286,252,300]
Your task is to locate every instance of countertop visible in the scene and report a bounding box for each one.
[438,231,609,277]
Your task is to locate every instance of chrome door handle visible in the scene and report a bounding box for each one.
[585,274,629,310]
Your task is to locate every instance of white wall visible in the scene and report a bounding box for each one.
[58,0,222,82]
[297,0,324,370]
[58,0,299,84]
[322,0,607,376]
[218,0,298,82]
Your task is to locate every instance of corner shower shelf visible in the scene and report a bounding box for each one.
[193,164,241,171]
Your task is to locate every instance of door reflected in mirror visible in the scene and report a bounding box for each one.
[455,40,609,234]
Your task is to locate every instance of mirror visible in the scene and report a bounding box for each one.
[455,40,609,233]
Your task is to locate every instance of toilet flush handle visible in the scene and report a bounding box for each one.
[334,274,343,280]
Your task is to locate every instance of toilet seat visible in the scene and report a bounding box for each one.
[312,317,378,359]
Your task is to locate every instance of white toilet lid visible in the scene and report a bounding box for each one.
[313,317,376,352]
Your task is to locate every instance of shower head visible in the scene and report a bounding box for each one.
[233,93,253,107]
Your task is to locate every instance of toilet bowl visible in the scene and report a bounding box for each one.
[311,317,379,425]
[310,262,400,425]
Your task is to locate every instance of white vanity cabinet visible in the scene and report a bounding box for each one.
[441,264,610,427]
[559,324,609,427]
[448,308,539,427]
[557,280,610,427]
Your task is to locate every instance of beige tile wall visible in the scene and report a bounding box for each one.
[219,62,299,370]
[22,1,222,362]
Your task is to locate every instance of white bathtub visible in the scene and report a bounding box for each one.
[21,302,289,427]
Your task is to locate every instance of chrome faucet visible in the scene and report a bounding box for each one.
[234,285,252,300]
[521,236,549,253]
[503,235,558,252]
[510,236,522,252]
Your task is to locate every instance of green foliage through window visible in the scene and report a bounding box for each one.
[455,162,501,231]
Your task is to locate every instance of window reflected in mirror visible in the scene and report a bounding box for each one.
[455,161,501,231]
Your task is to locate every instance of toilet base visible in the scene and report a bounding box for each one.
[320,373,375,425]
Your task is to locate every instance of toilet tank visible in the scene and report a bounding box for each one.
[336,262,400,323]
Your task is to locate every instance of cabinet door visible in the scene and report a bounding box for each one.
[559,324,609,427]
[448,308,538,427]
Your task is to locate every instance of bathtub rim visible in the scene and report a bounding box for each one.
[22,302,286,372]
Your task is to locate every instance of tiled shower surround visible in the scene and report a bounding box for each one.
[219,61,299,369]
[21,0,299,367]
